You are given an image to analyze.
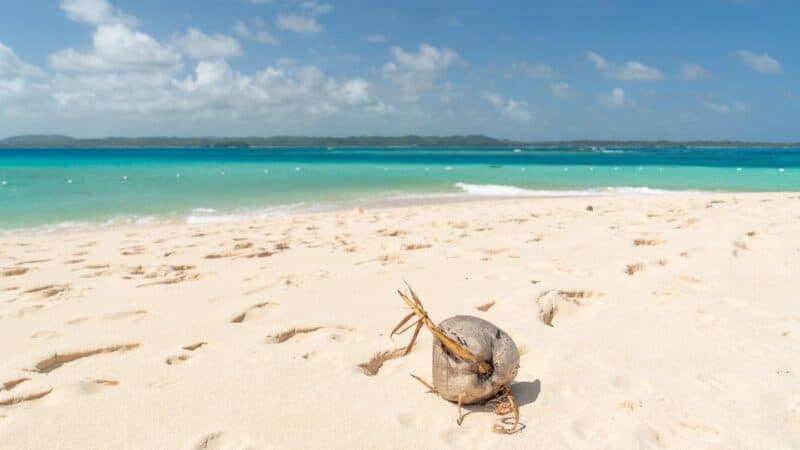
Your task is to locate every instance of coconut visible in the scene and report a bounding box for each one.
[432,315,520,404]
[392,285,522,433]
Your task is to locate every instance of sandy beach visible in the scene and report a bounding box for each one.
[1,192,798,449]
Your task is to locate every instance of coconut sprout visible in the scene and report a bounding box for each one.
[392,283,521,434]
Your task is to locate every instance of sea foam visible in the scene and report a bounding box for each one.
[454,182,679,197]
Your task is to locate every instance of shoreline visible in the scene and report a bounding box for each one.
[0,188,768,238]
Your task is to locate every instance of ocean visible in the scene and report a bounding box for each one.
[1,147,798,232]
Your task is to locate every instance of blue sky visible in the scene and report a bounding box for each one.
[0,0,797,140]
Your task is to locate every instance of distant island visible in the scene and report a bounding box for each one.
[1,134,798,149]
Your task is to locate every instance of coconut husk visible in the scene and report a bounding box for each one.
[432,315,519,404]
[391,284,522,433]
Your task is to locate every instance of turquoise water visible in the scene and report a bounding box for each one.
[1,147,799,231]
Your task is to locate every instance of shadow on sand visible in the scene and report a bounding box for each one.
[511,379,541,407]
[455,378,541,433]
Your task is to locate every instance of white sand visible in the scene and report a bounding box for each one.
[1,193,799,449]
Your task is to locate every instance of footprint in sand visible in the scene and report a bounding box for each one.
[475,301,495,312]
[633,239,663,247]
[243,250,274,259]
[79,378,121,394]
[182,342,207,351]
[165,354,192,365]
[67,309,147,325]
[0,388,54,407]
[357,347,406,376]
[137,269,200,287]
[1,378,30,392]
[536,290,601,327]
[166,341,209,365]
[230,302,278,323]
[233,242,253,250]
[377,254,404,265]
[23,284,70,298]
[402,243,431,251]
[1,267,29,277]
[265,326,354,344]
[34,343,141,373]
[120,246,145,256]
[204,252,235,260]
[625,263,644,275]
[378,229,407,237]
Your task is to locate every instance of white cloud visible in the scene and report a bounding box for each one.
[174,28,241,60]
[389,44,457,72]
[327,78,370,105]
[60,0,135,26]
[381,44,459,102]
[703,101,750,113]
[513,61,556,80]
[37,57,378,121]
[301,1,334,16]
[586,52,608,70]
[549,82,574,99]
[0,43,45,105]
[617,62,661,81]
[176,60,235,91]
[679,62,710,81]
[0,42,44,78]
[0,78,31,101]
[171,60,373,115]
[49,24,181,73]
[3,0,394,132]
[485,92,531,123]
[234,20,278,45]
[598,87,626,107]
[366,101,394,114]
[586,51,662,81]
[364,34,386,44]
[277,15,322,34]
[60,0,110,24]
[735,50,781,74]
